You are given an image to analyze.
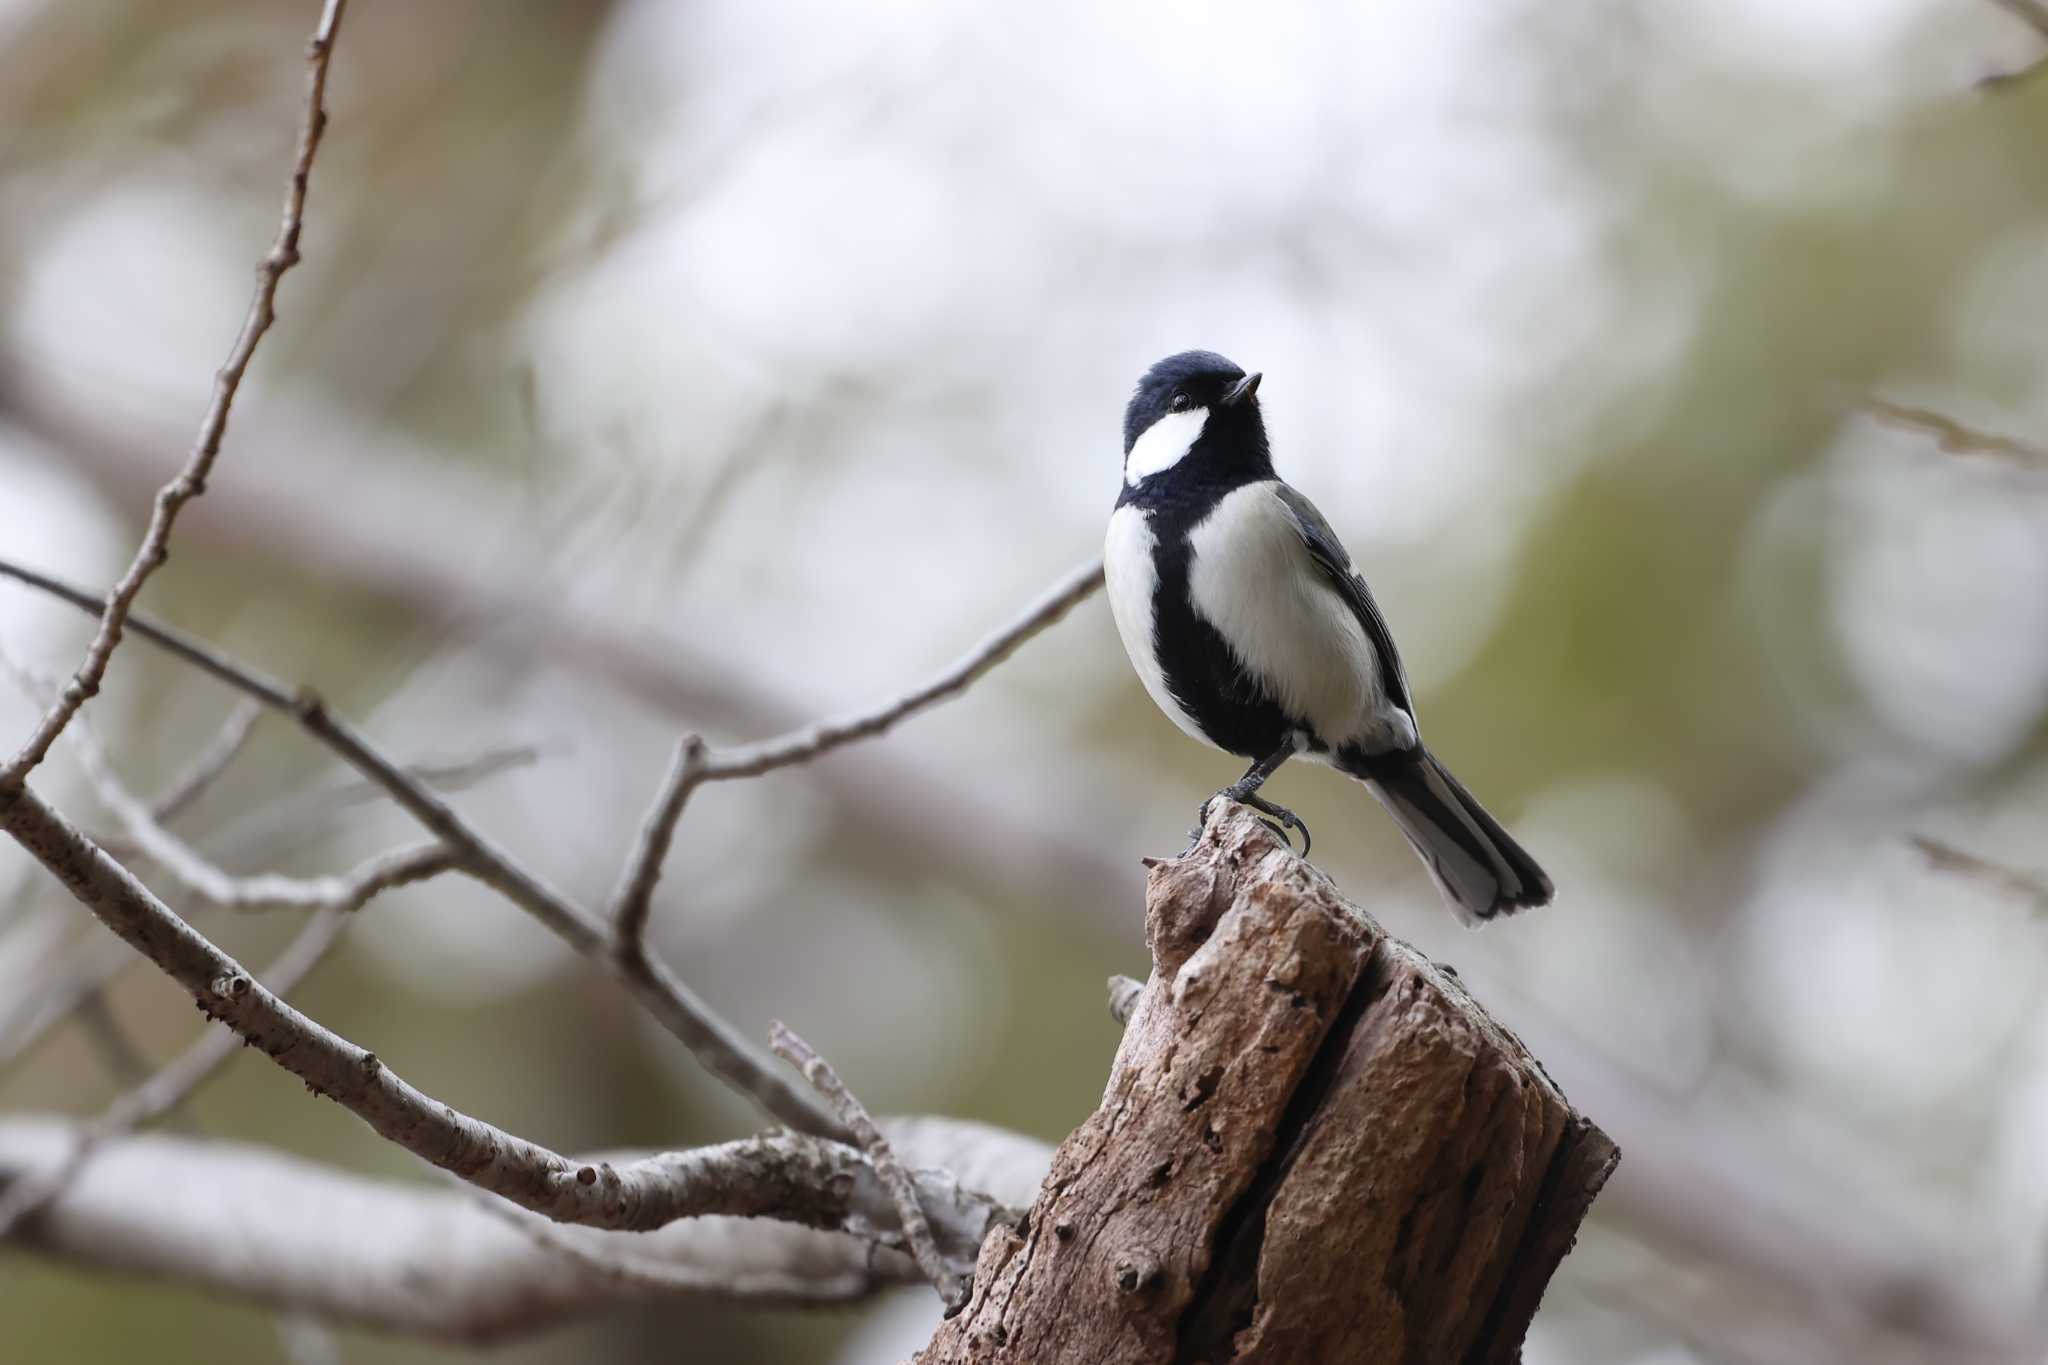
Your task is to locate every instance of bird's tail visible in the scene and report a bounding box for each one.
[1343,746,1552,927]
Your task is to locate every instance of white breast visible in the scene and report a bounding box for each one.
[1104,504,1215,748]
[1186,482,1403,751]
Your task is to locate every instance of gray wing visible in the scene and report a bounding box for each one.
[1272,482,1413,719]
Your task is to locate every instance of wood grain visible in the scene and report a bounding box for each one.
[918,805,1616,1365]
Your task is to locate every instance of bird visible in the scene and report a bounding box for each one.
[1103,350,1552,925]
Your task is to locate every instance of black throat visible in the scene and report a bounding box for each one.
[1115,408,1275,520]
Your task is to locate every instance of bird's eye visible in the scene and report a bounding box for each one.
[1169,392,1191,412]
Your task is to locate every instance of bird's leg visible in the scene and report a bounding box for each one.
[1193,745,1311,856]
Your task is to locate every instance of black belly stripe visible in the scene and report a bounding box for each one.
[1122,473,1302,760]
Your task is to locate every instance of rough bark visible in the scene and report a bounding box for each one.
[917,805,1617,1365]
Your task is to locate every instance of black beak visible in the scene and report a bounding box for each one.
[1222,372,1262,407]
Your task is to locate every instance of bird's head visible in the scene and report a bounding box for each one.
[1121,350,1267,488]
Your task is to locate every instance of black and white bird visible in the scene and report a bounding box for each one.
[1104,350,1552,925]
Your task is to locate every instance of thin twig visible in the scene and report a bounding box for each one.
[0,650,453,913]
[0,553,1106,1137]
[1862,397,2048,467]
[0,557,841,1139]
[1913,836,2048,916]
[186,742,538,868]
[0,726,500,1077]
[0,561,302,707]
[148,700,263,824]
[609,735,708,949]
[0,0,349,789]
[171,839,453,914]
[771,1022,968,1312]
[607,560,1101,974]
[83,742,455,912]
[700,559,1103,783]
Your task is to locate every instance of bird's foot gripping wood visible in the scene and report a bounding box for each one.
[1194,791,1310,858]
[917,805,1616,1365]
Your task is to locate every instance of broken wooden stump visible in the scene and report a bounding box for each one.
[917,803,1617,1365]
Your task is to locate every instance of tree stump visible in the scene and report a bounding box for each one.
[917,804,1617,1365]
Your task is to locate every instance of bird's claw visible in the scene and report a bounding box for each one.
[1247,796,1311,857]
[1192,789,1312,858]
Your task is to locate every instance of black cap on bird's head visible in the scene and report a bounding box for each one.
[1121,350,1268,487]
[1123,350,1263,453]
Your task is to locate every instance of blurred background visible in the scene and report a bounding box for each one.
[1,0,2046,1361]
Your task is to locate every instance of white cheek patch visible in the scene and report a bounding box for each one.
[1123,407,1209,486]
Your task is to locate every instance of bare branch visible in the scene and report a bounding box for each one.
[0,552,1107,1135]
[0,780,1004,1251]
[0,562,298,708]
[0,650,453,913]
[0,558,841,1139]
[1912,835,2048,915]
[168,840,455,914]
[80,745,454,912]
[0,411,1130,910]
[0,732,515,1077]
[0,0,350,788]
[1862,397,2048,466]
[446,1170,826,1301]
[772,1022,971,1311]
[609,734,708,949]
[700,558,1103,783]
[0,900,364,1238]
[600,561,1103,955]
[0,1118,1051,1340]
[1,559,2020,1356]
[445,1115,1043,1314]
[189,741,538,868]
[54,929,352,1365]
[11,1123,914,1331]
